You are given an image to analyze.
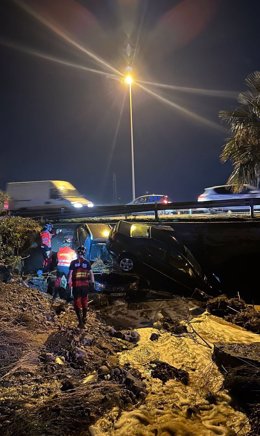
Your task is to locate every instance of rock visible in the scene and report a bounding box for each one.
[213,343,260,408]
[150,333,160,341]
[129,331,140,343]
[189,306,205,316]
[207,295,246,317]
[74,347,87,363]
[107,355,119,367]
[153,321,162,329]
[98,365,110,375]
[0,265,11,283]
[224,365,260,406]
[41,352,55,363]
[82,336,94,346]
[213,343,260,369]
[61,379,75,391]
[53,302,67,315]
[150,360,189,385]
[154,311,164,321]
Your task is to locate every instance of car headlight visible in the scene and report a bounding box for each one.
[87,202,94,208]
[72,202,83,208]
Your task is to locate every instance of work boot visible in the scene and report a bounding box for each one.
[82,308,87,325]
[75,308,84,329]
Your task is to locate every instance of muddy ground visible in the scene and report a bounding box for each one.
[0,282,259,435]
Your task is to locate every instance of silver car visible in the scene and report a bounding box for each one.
[198,184,260,212]
[128,194,171,215]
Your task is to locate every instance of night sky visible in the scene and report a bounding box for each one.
[0,0,259,204]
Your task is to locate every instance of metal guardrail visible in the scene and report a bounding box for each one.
[10,197,260,220]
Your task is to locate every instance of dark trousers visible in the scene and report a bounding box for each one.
[72,286,88,310]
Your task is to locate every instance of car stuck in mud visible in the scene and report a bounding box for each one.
[106,221,220,297]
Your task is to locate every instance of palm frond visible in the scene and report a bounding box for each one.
[219,71,260,187]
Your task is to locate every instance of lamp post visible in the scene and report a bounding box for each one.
[124,74,136,201]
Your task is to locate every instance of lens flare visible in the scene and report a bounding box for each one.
[0,38,116,79]
[139,79,237,99]
[137,83,225,132]
[15,0,122,77]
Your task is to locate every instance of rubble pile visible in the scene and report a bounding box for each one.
[207,295,260,333]
[0,283,146,436]
[213,343,260,436]
[149,360,189,385]
[0,282,259,435]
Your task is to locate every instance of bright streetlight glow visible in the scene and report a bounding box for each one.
[124,74,134,85]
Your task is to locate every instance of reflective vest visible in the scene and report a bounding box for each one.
[70,258,91,287]
[40,231,52,248]
[57,247,76,268]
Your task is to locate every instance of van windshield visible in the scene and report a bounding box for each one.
[50,188,81,199]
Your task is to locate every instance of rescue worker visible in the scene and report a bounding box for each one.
[40,223,54,272]
[56,237,76,277]
[53,272,68,300]
[68,246,95,328]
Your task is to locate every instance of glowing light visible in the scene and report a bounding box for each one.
[15,0,122,76]
[101,229,110,238]
[124,74,134,85]
[72,202,83,208]
[137,83,225,132]
[139,79,237,99]
[0,39,116,79]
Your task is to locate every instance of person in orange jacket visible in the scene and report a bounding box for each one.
[40,223,54,272]
[56,238,77,277]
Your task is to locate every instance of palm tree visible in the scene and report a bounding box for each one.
[219,71,260,190]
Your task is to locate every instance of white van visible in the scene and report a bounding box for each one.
[6,180,94,211]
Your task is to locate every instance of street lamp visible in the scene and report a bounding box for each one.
[124,73,136,201]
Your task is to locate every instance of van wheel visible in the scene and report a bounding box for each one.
[119,255,135,272]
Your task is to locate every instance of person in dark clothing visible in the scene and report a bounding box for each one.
[68,246,95,328]
[53,272,68,300]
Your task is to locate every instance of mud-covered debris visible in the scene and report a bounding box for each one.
[0,265,11,282]
[225,308,260,334]
[207,295,260,333]
[149,360,189,385]
[213,343,260,369]
[161,318,188,335]
[4,380,145,436]
[98,365,110,376]
[213,342,260,428]
[247,405,260,436]
[81,335,94,346]
[0,282,147,436]
[52,301,67,315]
[73,347,88,365]
[108,326,140,343]
[0,328,30,377]
[189,306,205,316]
[205,392,217,405]
[103,364,147,399]
[150,333,160,341]
[207,295,246,316]
[40,352,55,363]
[224,365,260,405]
[60,379,75,392]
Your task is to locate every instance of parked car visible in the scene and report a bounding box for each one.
[128,194,172,215]
[107,220,220,296]
[198,184,260,212]
[23,222,112,274]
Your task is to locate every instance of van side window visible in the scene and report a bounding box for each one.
[50,188,61,199]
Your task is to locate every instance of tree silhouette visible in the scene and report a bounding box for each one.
[220,71,260,190]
